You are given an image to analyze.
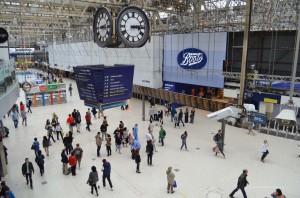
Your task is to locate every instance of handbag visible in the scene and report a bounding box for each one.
[31,144,34,150]
[266,150,269,154]
[173,180,177,188]
[49,141,52,146]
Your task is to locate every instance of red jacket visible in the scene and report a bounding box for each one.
[66,116,74,125]
[20,104,25,111]
[85,114,91,122]
[68,155,77,166]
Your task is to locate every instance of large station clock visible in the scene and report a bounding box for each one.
[93,7,113,47]
[116,6,150,48]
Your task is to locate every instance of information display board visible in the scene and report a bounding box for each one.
[74,64,134,104]
[73,65,104,103]
[103,65,134,103]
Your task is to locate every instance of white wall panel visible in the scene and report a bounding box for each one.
[48,36,163,88]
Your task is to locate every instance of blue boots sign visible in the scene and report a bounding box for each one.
[177,48,207,69]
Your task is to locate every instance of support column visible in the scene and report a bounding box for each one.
[238,0,252,105]
[221,119,226,147]
[142,94,145,121]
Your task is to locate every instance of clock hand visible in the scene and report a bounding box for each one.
[131,25,141,29]
[100,25,110,29]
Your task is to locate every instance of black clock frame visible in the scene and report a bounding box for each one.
[93,7,113,48]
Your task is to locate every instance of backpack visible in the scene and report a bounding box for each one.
[35,155,44,165]
[75,148,82,156]
[213,134,218,141]
[163,130,166,136]
[181,134,184,139]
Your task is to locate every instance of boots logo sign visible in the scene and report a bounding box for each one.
[177,48,207,70]
[0,27,8,43]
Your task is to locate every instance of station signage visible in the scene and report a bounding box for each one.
[177,48,207,70]
[0,27,8,43]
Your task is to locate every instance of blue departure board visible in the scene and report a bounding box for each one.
[103,65,134,103]
[73,65,104,103]
[74,64,134,104]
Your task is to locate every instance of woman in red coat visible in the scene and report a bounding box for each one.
[68,152,77,176]
[85,112,91,131]
[20,102,25,111]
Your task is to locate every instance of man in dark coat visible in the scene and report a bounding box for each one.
[21,158,34,189]
[229,169,249,198]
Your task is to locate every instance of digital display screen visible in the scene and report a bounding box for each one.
[74,65,134,104]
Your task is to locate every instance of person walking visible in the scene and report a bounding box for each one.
[32,138,40,156]
[27,98,32,113]
[159,126,166,146]
[149,107,154,122]
[115,133,122,154]
[35,150,45,176]
[133,124,139,141]
[135,151,141,173]
[229,169,249,198]
[42,136,50,156]
[55,123,64,140]
[75,114,81,133]
[123,127,129,147]
[87,166,99,196]
[21,158,34,189]
[63,133,72,155]
[180,131,188,151]
[74,144,83,169]
[11,110,19,128]
[68,152,77,176]
[248,120,255,136]
[184,108,189,123]
[178,109,185,127]
[85,111,91,132]
[21,110,27,126]
[146,141,154,166]
[213,130,225,158]
[66,114,75,133]
[68,83,73,96]
[91,108,97,119]
[95,132,102,157]
[166,166,175,193]
[261,140,269,163]
[2,186,15,198]
[148,120,154,133]
[189,108,195,124]
[171,106,176,122]
[100,122,108,140]
[106,134,112,157]
[61,146,69,175]
[174,112,179,128]
[47,125,56,143]
[102,159,113,190]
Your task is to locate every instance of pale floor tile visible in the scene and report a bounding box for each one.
[2,78,300,198]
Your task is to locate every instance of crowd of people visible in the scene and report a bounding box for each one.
[0,94,287,198]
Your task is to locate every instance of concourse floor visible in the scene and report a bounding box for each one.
[2,79,300,198]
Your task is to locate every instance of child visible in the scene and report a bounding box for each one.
[135,150,141,173]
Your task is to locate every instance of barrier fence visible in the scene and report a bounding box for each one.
[132,85,233,112]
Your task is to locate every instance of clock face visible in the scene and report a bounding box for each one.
[116,6,150,48]
[93,7,113,47]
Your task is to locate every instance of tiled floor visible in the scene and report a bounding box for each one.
[2,77,300,198]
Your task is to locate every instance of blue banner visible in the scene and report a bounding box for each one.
[250,113,267,125]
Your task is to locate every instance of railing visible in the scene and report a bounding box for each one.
[132,85,234,112]
[0,60,17,97]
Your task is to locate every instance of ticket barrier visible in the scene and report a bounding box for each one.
[25,90,67,107]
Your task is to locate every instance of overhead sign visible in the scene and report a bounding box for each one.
[250,113,267,125]
[74,64,135,104]
[177,48,207,69]
[0,27,8,43]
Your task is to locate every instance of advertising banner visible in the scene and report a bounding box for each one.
[163,32,227,88]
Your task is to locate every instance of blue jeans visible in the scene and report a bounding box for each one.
[230,187,247,198]
[13,120,18,128]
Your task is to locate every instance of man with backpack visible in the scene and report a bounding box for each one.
[180,131,188,151]
[35,150,45,176]
[32,138,40,156]
[159,126,166,146]
[213,130,225,158]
